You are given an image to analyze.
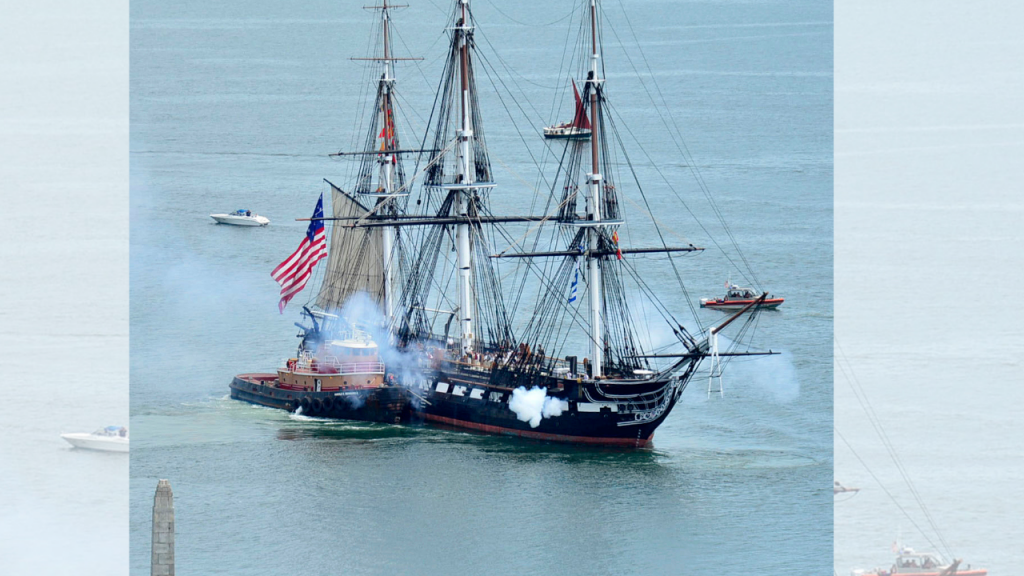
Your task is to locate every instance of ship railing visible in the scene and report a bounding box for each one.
[587,379,675,412]
[292,357,385,375]
[445,353,583,379]
[621,394,663,413]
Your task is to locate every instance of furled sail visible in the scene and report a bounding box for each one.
[315,180,384,311]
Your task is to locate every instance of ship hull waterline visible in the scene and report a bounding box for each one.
[542,132,591,141]
[231,364,689,448]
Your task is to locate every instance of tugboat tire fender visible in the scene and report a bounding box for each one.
[299,397,311,412]
[322,396,335,412]
[311,398,324,413]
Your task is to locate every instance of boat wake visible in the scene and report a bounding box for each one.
[287,407,338,423]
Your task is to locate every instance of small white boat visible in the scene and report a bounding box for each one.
[210,209,270,226]
[60,426,129,453]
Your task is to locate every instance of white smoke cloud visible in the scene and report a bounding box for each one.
[509,386,568,428]
[328,291,427,404]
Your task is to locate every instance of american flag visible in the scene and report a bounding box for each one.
[272,193,327,313]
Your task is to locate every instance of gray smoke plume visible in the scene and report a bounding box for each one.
[714,334,800,403]
[331,292,427,402]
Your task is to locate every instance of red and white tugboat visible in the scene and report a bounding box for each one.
[701,282,784,311]
[230,313,413,423]
[853,547,987,576]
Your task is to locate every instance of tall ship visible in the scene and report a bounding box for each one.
[232,0,775,447]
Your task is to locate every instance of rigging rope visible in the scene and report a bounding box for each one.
[606,0,764,291]
[835,338,956,560]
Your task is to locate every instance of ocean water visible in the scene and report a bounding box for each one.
[0,1,128,574]
[835,0,1024,573]
[130,0,832,574]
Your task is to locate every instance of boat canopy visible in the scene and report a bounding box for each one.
[726,286,757,299]
[897,550,945,570]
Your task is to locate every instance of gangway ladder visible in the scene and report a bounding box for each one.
[707,330,724,398]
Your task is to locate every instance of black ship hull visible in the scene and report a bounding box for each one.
[407,362,687,447]
[229,374,413,424]
[231,356,696,447]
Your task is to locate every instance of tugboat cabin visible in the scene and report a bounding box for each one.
[278,338,385,392]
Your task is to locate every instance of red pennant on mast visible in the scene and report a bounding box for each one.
[379,105,395,151]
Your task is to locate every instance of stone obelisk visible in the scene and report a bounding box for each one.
[151,479,175,576]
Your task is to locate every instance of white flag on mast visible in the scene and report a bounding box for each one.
[568,254,580,304]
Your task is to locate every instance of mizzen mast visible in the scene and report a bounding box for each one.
[379,0,398,323]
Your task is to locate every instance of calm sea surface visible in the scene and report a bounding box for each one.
[835,1,1024,573]
[1,1,128,574]
[130,0,832,574]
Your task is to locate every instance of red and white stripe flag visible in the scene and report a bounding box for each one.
[272,193,327,313]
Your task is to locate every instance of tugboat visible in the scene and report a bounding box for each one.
[542,80,591,140]
[230,310,413,423]
[701,282,784,311]
[852,547,987,576]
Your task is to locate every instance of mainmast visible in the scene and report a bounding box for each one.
[455,0,475,354]
[586,0,605,377]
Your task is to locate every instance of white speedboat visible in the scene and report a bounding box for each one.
[210,209,270,226]
[60,426,129,453]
